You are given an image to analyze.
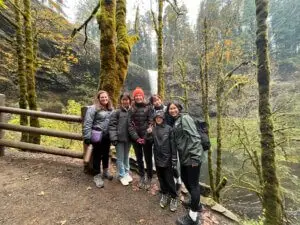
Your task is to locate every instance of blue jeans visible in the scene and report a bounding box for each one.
[116,142,131,178]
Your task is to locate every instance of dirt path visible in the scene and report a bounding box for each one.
[0,150,235,225]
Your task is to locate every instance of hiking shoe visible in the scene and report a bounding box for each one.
[93,174,104,188]
[144,178,152,190]
[138,176,145,189]
[103,169,113,181]
[176,213,199,225]
[160,194,169,208]
[125,174,133,183]
[170,198,178,212]
[120,177,129,186]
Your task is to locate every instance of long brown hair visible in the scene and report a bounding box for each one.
[93,90,113,111]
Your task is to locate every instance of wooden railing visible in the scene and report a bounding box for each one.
[0,94,85,159]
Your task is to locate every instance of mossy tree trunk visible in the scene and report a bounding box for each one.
[255,0,282,224]
[14,0,28,142]
[215,72,224,202]
[203,17,216,199]
[97,0,117,103]
[157,0,164,99]
[24,0,40,144]
[115,0,138,104]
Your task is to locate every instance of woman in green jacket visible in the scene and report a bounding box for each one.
[167,102,204,225]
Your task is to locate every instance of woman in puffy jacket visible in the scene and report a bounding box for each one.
[109,93,132,186]
[83,90,113,188]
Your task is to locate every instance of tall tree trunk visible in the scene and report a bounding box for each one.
[255,0,282,224]
[215,74,223,202]
[115,0,138,105]
[157,0,164,99]
[203,17,215,198]
[24,0,40,144]
[14,0,28,142]
[98,0,117,102]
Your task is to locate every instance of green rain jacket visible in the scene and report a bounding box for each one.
[172,113,204,166]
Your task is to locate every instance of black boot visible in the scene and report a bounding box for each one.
[176,213,199,225]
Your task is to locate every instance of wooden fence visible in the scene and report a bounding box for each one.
[0,94,86,159]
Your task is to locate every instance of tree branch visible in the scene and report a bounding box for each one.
[6,0,26,17]
[71,2,100,38]
[165,0,184,16]
[225,61,252,78]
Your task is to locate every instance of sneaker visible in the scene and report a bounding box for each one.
[103,169,113,181]
[120,177,129,186]
[93,174,104,188]
[170,198,178,212]
[138,176,145,189]
[144,178,152,190]
[125,174,133,183]
[160,194,169,208]
[176,213,199,225]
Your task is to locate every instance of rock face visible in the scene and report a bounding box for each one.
[0,1,151,107]
[124,63,151,97]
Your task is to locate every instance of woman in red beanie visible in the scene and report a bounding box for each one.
[128,87,153,190]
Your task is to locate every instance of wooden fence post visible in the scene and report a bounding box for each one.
[81,106,94,174]
[0,94,5,156]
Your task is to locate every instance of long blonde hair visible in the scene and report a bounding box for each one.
[93,90,113,110]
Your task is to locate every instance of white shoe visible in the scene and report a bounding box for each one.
[120,177,129,186]
[93,174,104,188]
[125,174,133,183]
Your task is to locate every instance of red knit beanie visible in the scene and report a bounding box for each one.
[132,87,144,98]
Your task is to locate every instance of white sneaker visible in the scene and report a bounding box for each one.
[125,174,133,183]
[93,174,104,188]
[120,177,129,186]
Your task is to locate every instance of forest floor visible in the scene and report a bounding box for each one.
[0,149,237,225]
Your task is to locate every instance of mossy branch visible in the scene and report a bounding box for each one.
[6,0,26,17]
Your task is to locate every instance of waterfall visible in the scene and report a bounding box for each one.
[148,70,158,95]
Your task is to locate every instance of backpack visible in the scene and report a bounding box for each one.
[193,118,211,151]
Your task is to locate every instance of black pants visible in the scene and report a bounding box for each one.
[92,137,111,174]
[132,140,153,179]
[156,166,178,198]
[181,164,201,212]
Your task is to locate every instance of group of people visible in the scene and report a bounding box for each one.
[83,87,205,225]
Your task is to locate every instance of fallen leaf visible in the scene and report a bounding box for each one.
[37,191,45,196]
[60,220,67,225]
[138,219,145,223]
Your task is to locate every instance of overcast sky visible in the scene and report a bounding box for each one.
[64,0,201,25]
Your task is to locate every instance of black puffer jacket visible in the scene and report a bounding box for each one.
[108,106,131,143]
[128,102,151,141]
[149,123,177,167]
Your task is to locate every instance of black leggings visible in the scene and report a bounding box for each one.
[181,164,201,212]
[92,137,111,174]
[156,166,178,198]
[132,140,153,179]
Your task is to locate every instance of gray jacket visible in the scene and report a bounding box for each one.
[82,105,113,140]
[108,106,131,143]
